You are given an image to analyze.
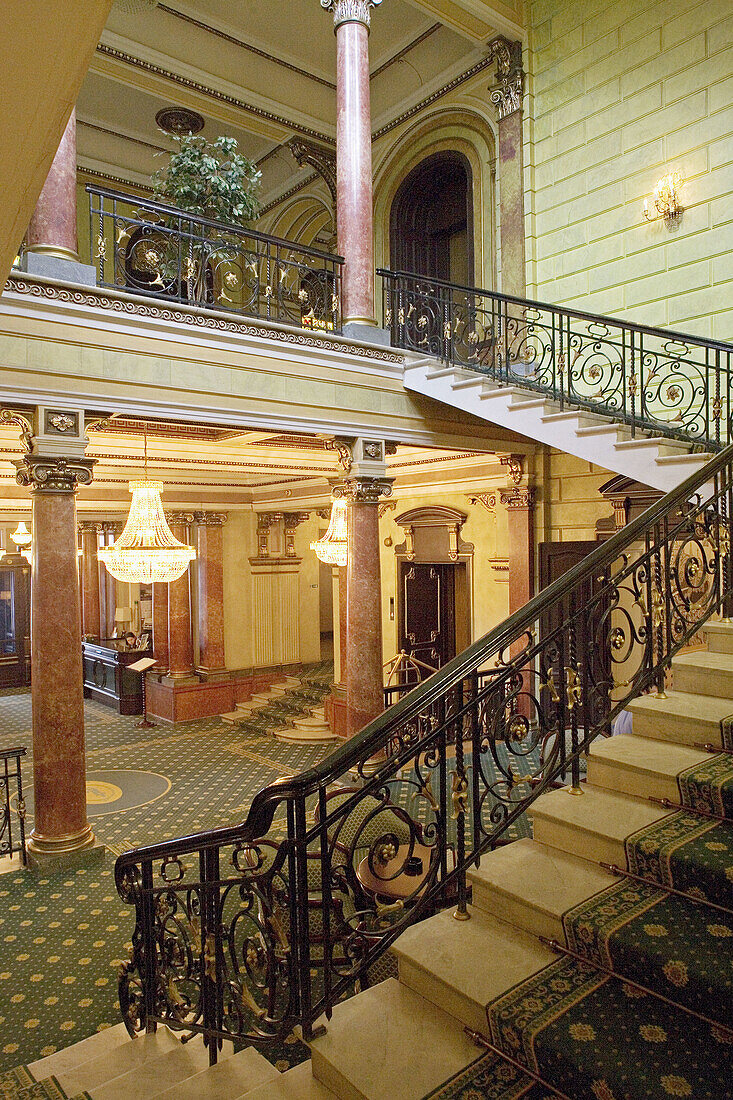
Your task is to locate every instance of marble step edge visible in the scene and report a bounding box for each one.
[145,1046,280,1100]
[309,978,478,1100]
[392,906,557,1038]
[27,1023,132,1082]
[586,734,711,802]
[468,837,614,942]
[627,689,730,745]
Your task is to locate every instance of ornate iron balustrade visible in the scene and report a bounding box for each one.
[115,444,733,1063]
[1,747,27,864]
[87,185,343,333]
[379,269,733,449]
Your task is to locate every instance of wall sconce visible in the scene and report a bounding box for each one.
[643,172,683,223]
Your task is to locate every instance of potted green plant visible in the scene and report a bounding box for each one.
[152,133,261,226]
[125,133,262,304]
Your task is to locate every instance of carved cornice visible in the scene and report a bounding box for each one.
[95,44,333,145]
[193,511,228,526]
[6,276,406,365]
[16,456,96,494]
[288,138,337,209]
[488,36,524,121]
[321,0,382,30]
[500,488,535,510]
[337,476,393,503]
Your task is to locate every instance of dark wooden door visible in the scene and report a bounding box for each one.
[399,563,458,677]
[539,540,610,726]
[0,560,31,688]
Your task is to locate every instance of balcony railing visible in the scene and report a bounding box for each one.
[379,268,733,450]
[114,439,733,1064]
[87,185,344,333]
[1,746,27,864]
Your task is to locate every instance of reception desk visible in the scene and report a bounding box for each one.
[82,642,154,715]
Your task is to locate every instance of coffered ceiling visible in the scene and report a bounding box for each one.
[78,0,519,208]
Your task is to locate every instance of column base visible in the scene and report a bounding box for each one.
[20,251,96,286]
[26,825,105,873]
[342,322,391,346]
[195,666,230,683]
[325,684,348,738]
[147,674,235,723]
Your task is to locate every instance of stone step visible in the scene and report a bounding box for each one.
[86,1036,221,1100]
[273,725,339,744]
[152,1046,279,1100]
[309,978,477,1100]
[50,1028,181,1096]
[672,649,733,698]
[529,784,668,866]
[587,734,711,802]
[392,905,556,1037]
[626,689,730,747]
[246,1061,337,1100]
[294,715,332,729]
[704,621,733,654]
[220,710,244,724]
[468,838,613,941]
[27,1023,132,1082]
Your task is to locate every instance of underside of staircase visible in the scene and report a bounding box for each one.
[5,625,732,1099]
[403,356,713,492]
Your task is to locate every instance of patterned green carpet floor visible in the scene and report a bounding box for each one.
[0,680,336,1076]
[434,747,733,1100]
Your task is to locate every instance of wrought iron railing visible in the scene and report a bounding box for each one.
[87,185,344,332]
[1,747,27,864]
[114,443,733,1062]
[379,268,733,449]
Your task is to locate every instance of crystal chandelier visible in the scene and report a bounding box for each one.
[11,521,32,548]
[99,427,195,583]
[310,496,348,567]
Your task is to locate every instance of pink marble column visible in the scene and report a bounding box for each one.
[324,0,380,325]
[26,109,79,262]
[167,514,195,680]
[16,453,96,858]
[152,582,169,671]
[79,522,102,641]
[194,512,227,677]
[343,477,391,738]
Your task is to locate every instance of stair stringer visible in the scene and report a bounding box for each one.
[403,355,712,492]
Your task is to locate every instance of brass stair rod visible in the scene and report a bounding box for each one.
[600,861,733,917]
[648,795,728,822]
[464,1028,574,1100]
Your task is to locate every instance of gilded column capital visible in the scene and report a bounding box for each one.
[167,511,195,527]
[320,0,381,30]
[500,487,535,510]
[488,36,524,120]
[337,476,393,503]
[78,521,103,534]
[15,455,95,494]
[193,511,228,527]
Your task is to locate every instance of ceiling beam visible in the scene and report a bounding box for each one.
[406,0,524,42]
[0,0,113,286]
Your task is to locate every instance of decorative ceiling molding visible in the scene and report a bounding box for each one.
[372,53,494,140]
[78,118,170,154]
[95,44,334,145]
[371,23,441,79]
[157,4,337,91]
[77,165,154,195]
[86,452,337,473]
[258,172,321,216]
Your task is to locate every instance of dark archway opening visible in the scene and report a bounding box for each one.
[389,151,473,284]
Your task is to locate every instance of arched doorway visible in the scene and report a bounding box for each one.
[389,151,473,284]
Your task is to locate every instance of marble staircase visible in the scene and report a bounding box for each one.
[6,631,732,1097]
[402,356,713,492]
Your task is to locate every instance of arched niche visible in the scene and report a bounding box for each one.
[373,108,497,293]
[389,150,473,284]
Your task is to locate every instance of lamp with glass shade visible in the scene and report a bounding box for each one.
[310,495,348,567]
[99,427,195,584]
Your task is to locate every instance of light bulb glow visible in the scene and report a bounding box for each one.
[98,481,195,583]
[310,497,348,567]
[11,521,31,547]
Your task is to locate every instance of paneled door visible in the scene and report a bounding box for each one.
[399,562,461,677]
[0,560,31,688]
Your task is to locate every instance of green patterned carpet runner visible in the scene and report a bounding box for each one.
[432,744,733,1099]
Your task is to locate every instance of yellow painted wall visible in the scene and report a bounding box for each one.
[541,449,614,543]
[222,511,255,670]
[525,0,733,339]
